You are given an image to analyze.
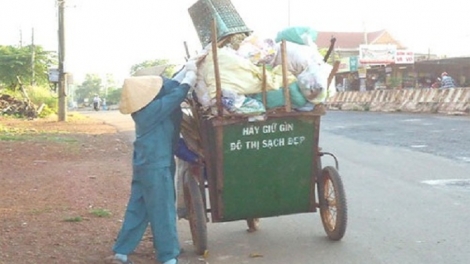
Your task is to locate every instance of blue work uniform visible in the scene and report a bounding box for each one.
[113,78,190,263]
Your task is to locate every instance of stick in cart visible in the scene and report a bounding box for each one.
[211,18,224,117]
[324,37,337,63]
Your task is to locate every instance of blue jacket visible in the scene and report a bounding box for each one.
[441,76,457,88]
[131,78,190,174]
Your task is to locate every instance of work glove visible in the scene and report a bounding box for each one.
[181,71,197,87]
[172,60,198,83]
[185,60,197,73]
[172,67,186,83]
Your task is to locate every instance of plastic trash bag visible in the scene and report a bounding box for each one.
[297,62,336,104]
[270,41,324,77]
[236,33,276,65]
[222,89,246,112]
[275,26,318,46]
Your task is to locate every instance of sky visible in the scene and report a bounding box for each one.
[1,0,470,84]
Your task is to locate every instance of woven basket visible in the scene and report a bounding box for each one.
[188,0,252,47]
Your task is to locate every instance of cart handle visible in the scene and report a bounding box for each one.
[318,151,339,170]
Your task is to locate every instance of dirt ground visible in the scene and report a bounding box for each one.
[0,115,166,264]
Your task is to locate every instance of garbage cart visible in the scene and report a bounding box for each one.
[180,3,347,255]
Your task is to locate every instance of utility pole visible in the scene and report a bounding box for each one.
[363,21,368,45]
[31,27,35,86]
[58,0,67,121]
[287,0,291,27]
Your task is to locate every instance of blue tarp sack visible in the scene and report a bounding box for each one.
[175,138,199,164]
[251,82,308,109]
[275,26,318,46]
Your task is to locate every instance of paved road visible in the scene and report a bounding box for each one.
[321,111,470,164]
[82,109,470,264]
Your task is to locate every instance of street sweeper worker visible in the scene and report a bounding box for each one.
[107,61,197,264]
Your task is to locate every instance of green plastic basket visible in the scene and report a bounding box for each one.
[188,0,252,47]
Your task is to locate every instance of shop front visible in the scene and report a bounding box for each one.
[335,56,360,91]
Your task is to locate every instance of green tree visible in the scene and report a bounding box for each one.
[130,59,177,78]
[106,87,121,105]
[74,74,103,104]
[100,73,121,105]
[0,45,56,89]
[103,73,117,96]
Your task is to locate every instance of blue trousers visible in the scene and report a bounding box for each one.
[113,166,179,263]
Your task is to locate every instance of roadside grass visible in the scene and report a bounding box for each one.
[43,111,89,122]
[63,216,83,223]
[0,112,88,142]
[0,129,79,143]
[67,112,88,120]
[62,208,112,223]
[90,208,112,218]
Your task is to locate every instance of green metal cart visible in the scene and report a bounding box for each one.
[180,18,347,256]
[181,104,347,255]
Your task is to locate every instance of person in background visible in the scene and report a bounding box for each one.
[440,72,457,88]
[431,77,441,88]
[93,94,102,111]
[107,60,197,264]
[335,82,344,92]
[102,98,107,110]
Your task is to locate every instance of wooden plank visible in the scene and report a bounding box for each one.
[211,19,223,117]
[328,61,341,88]
[281,40,291,112]
[262,64,267,108]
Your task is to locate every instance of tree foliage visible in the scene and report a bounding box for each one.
[74,74,103,103]
[0,45,56,89]
[70,58,182,106]
[106,87,121,105]
[100,73,120,105]
[130,59,177,78]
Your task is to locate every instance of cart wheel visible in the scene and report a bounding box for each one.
[317,166,347,241]
[183,172,207,255]
[246,218,260,233]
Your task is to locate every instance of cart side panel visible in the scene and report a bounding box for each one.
[220,116,317,221]
[199,118,222,222]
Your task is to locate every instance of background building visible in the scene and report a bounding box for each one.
[316,30,470,90]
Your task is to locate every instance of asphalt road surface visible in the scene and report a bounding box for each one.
[321,111,470,164]
[83,109,470,264]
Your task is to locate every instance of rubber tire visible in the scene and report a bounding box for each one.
[317,166,347,241]
[183,172,207,255]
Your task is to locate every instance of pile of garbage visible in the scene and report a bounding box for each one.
[0,93,38,118]
[187,0,337,116]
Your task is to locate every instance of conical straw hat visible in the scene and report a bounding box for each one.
[119,76,163,114]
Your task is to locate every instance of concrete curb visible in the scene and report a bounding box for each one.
[326,88,470,115]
